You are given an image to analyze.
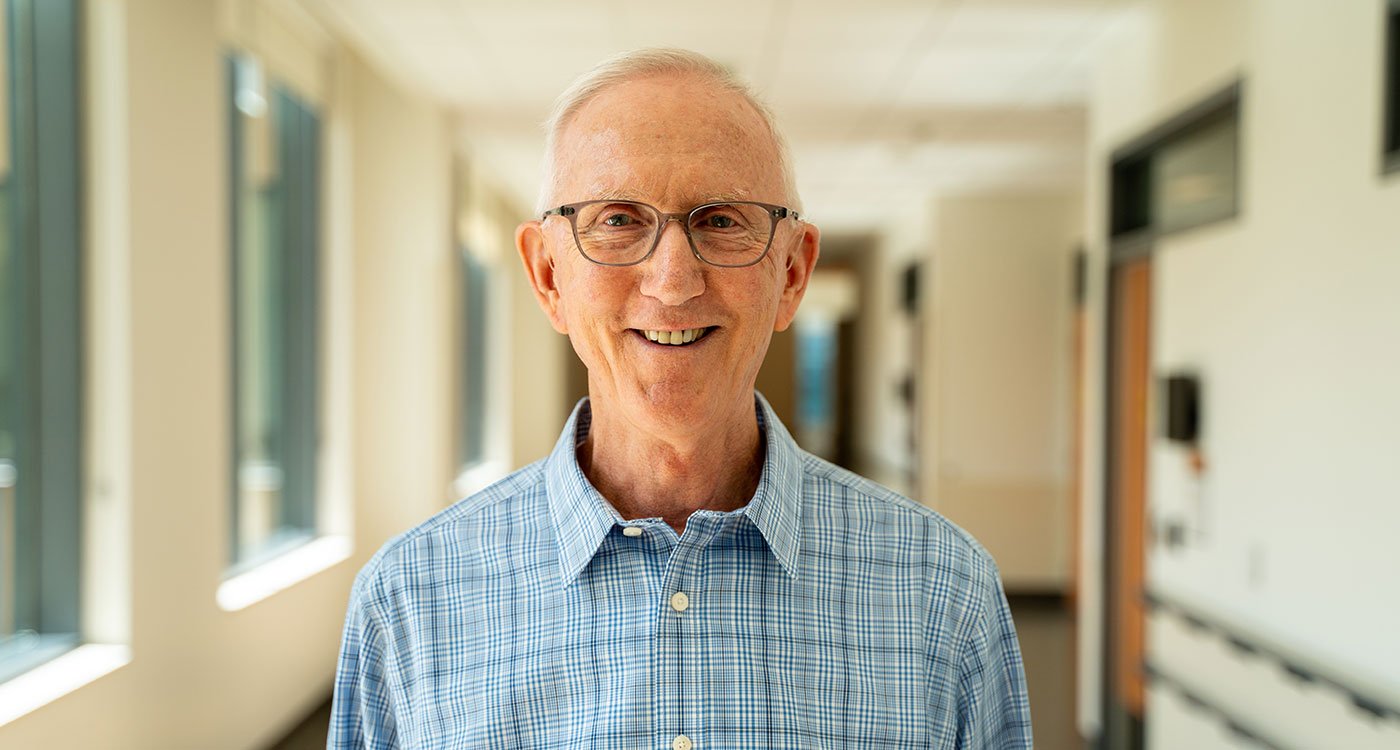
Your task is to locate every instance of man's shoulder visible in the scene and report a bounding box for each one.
[797,452,999,576]
[349,459,550,597]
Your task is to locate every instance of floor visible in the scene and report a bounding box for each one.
[1009,594,1080,750]
[271,699,332,750]
[269,596,1078,749]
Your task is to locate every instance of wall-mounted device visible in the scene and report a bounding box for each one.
[1162,372,1202,444]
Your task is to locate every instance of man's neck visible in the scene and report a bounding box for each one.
[577,395,765,536]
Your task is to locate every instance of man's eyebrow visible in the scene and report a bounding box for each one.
[703,189,754,203]
[592,188,647,202]
[587,188,756,204]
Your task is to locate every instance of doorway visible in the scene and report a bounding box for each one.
[1102,251,1152,750]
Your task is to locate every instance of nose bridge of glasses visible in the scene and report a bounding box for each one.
[653,211,701,254]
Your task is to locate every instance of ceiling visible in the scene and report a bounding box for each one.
[308,0,1134,235]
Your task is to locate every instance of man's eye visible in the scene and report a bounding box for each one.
[603,213,636,227]
[704,215,737,229]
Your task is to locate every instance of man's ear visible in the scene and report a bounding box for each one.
[517,220,570,334]
[773,220,821,332]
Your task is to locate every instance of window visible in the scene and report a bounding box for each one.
[1384,0,1399,173]
[228,54,322,569]
[457,249,489,469]
[1109,83,1241,243]
[451,158,504,491]
[0,0,83,681]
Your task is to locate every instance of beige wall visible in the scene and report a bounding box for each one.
[922,191,1082,592]
[1080,0,1400,741]
[503,222,571,467]
[347,47,456,545]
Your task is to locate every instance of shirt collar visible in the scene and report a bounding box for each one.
[544,392,804,587]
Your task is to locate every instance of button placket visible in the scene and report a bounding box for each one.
[655,535,692,750]
[653,513,728,750]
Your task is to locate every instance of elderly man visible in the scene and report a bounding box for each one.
[331,49,1031,749]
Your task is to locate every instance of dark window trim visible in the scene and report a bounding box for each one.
[1108,80,1243,260]
[1108,81,1243,165]
[1383,0,1400,175]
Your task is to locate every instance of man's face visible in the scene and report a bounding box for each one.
[518,73,820,436]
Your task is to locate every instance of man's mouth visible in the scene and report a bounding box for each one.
[635,327,715,346]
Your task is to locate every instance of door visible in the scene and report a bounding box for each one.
[1104,253,1151,748]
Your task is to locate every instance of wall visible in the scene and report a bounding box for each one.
[846,228,921,497]
[347,44,456,548]
[0,0,475,746]
[501,207,571,467]
[923,191,1081,592]
[1080,0,1400,741]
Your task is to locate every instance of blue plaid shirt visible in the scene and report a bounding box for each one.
[330,395,1032,749]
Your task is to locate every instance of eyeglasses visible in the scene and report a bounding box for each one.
[541,199,800,268]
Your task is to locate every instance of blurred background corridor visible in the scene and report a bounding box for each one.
[1,0,1398,748]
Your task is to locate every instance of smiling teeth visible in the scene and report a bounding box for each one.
[645,328,709,345]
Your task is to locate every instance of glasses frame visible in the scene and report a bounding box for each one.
[541,199,801,268]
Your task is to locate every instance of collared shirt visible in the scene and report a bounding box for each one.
[330,394,1032,749]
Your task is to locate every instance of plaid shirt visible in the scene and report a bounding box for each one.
[330,394,1032,749]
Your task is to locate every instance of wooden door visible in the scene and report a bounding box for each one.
[1107,254,1151,741]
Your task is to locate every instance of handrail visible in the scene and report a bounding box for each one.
[1143,661,1288,750]
[1144,589,1400,723]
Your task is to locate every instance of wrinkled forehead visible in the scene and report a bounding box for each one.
[551,74,786,208]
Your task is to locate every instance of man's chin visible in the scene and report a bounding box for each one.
[621,382,721,428]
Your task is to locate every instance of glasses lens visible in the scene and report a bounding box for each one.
[689,203,775,266]
[573,201,659,265]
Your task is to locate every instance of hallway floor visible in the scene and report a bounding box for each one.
[1009,594,1080,750]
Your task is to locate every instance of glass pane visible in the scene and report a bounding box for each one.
[0,0,17,651]
[459,250,488,468]
[230,55,320,567]
[796,319,837,460]
[1152,113,1238,234]
[0,0,82,681]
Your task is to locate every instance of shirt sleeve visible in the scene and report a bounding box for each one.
[328,573,401,749]
[954,562,1034,749]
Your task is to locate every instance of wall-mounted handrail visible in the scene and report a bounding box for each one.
[1145,589,1400,724]
[1143,661,1288,750]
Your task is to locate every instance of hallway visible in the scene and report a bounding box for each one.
[2,1,1399,748]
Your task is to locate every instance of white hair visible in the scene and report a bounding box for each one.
[535,47,801,216]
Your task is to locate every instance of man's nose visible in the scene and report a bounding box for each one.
[638,219,705,305]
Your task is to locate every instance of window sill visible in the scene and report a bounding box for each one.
[0,644,131,727]
[453,458,508,499]
[216,535,351,612]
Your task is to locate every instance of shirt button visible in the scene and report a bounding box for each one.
[669,591,690,612]
[672,734,693,750]
[622,526,643,537]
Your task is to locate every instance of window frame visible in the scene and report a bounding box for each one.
[1107,81,1242,252]
[1383,0,1400,175]
[225,52,323,573]
[0,0,83,683]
